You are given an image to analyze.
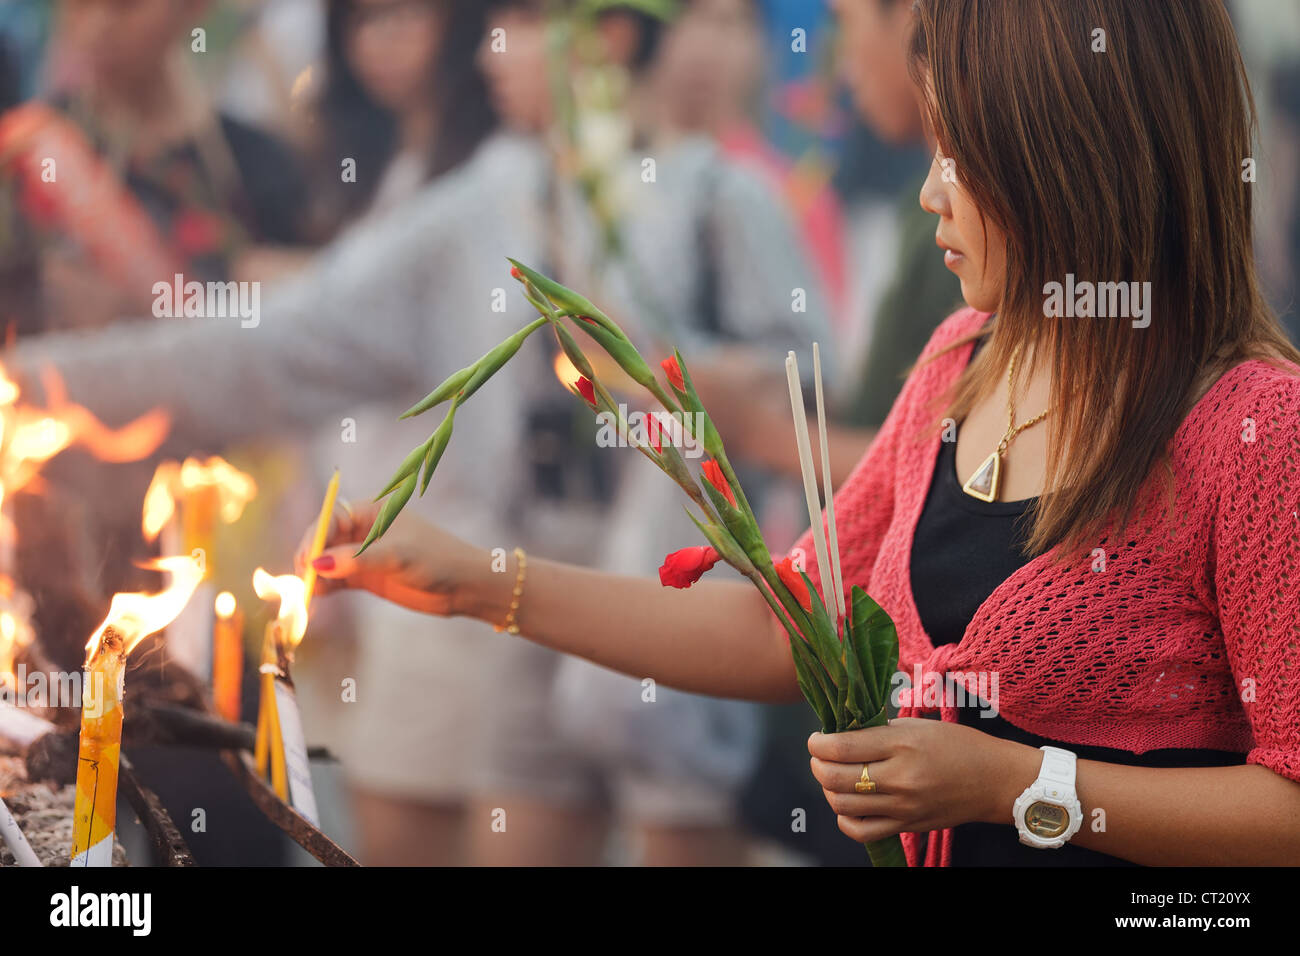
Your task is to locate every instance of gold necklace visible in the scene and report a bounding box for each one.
[961,345,1050,502]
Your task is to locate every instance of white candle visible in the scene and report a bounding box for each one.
[813,344,846,620]
[786,352,834,616]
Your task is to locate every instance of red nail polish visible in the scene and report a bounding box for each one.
[312,555,335,572]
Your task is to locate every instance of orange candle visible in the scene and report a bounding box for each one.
[212,591,243,723]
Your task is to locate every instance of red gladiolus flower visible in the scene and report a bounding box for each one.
[574,375,597,408]
[510,266,522,280]
[659,545,721,589]
[775,555,812,612]
[662,356,685,391]
[576,315,598,325]
[648,414,663,454]
[702,459,736,507]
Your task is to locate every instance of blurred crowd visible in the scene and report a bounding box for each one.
[0,0,1297,866]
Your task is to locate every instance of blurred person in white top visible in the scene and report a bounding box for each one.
[467,0,829,866]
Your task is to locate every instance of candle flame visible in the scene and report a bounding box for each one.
[0,363,169,501]
[0,609,32,686]
[252,569,308,651]
[84,556,205,663]
[215,591,237,619]
[142,456,258,541]
[553,351,583,390]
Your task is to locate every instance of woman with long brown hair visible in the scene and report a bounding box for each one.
[301,0,1300,865]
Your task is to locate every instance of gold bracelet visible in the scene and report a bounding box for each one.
[494,547,526,635]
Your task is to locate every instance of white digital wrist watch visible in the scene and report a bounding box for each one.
[1012,746,1083,849]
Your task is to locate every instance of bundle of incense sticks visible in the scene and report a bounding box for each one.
[0,795,41,866]
[784,344,846,621]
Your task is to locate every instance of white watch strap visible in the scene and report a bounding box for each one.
[1038,746,1077,792]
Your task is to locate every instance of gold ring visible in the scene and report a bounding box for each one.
[855,762,876,794]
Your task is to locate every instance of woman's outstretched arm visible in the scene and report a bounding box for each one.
[301,504,803,703]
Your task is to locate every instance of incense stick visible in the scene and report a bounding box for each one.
[813,344,846,620]
[0,795,41,866]
[785,352,833,615]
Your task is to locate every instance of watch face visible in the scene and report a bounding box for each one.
[1024,801,1069,838]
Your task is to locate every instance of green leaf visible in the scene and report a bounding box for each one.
[683,509,755,576]
[458,325,535,403]
[508,259,625,340]
[356,473,417,555]
[848,586,899,715]
[375,437,434,500]
[572,313,658,388]
[789,636,835,734]
[419,403,457,496]
[670,349,725,460]
[700,476,766,562]
[865,836,908,868]
[841,628,873,728]
[399,365,474,420]
[549,319,595,381]
[801,570,846,690]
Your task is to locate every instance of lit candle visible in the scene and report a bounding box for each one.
[212,591,243,723]
[255,470,337,792]
[71,556,202,866]
[142,457,257,681]
[252,569,318,824]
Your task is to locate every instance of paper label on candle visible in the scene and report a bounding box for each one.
[273,681,319,826]
[70,833,114,868]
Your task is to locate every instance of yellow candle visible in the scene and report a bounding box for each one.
[70,627,125,867]
[70,556,202,866]
[300,469,340,610]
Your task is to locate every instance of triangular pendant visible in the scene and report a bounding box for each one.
[962,451,1001,502]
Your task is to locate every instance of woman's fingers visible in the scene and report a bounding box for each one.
[809,753,900,795]
[310,545,359,580]
[293,502,378,577]
[820,784,908,818]
[836,813,905,846]
[807,727,897,763]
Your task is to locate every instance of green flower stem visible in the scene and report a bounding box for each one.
[516,282,715,522]
[594,378,718,520]
[754,558,818,642]
[714,450,761,529]
[644,379,684,418]
[744,570,800,644]
[866,836,908,868]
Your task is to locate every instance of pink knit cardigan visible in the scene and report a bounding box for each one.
[789,307,1300,866]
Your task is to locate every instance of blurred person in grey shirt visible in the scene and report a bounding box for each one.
[12,0,829,866]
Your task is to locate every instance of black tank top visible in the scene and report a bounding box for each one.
[907,336,1243,866]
